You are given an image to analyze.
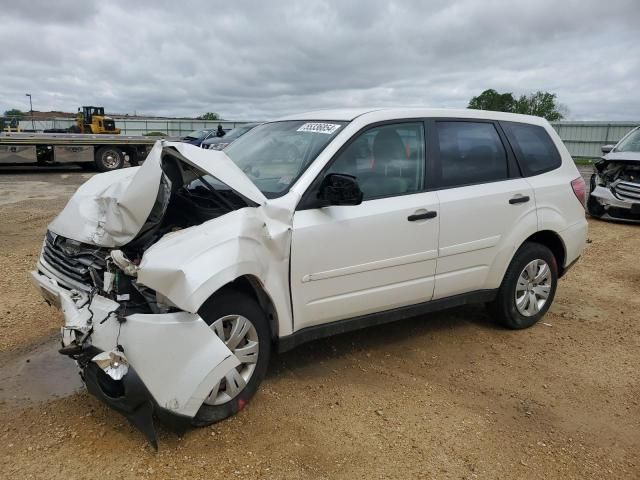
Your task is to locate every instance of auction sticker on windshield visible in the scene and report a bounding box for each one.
[297,123,342,134]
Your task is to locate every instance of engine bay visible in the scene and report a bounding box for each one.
[595,159,640,186]
[43,152,254,316]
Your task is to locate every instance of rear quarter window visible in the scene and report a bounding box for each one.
[503,122,561,176]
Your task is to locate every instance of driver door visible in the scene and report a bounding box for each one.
[290,121,440,331]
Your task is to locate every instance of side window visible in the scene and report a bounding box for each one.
[436,121,508,188]
[327,123,425,200]
[503,122,561,176]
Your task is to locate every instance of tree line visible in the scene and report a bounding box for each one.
[467,89,566,121]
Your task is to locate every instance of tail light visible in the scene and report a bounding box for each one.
[571,176,587,208]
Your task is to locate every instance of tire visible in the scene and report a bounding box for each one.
[488,242,558,329]
[192,288,271,426]
[125,148,140,167]
[586,174,605,218]
[94,146,125,171]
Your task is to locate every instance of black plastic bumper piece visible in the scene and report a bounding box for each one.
[83,362,159,449]
[74,347,192,449]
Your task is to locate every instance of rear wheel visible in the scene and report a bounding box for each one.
[94,146,124,171]
[488,242,558,329]
[192,288,271,426]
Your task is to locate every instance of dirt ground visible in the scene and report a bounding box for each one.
[0,167,638,480]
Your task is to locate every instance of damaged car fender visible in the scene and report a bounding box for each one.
[137,206,295,336]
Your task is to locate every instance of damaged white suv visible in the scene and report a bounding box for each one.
[31,108,588,446]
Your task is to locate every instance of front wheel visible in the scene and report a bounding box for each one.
[488,242,558,329]
[192,288,271,426]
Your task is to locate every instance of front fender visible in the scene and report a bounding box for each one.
[140,236,268,313]
[137,207,294,334]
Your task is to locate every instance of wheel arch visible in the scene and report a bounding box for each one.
[522,230,567,276]
[488,228,569,291]
[218,275,280,341]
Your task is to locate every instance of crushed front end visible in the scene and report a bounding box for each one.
[588,158,640,222]
[31,235,240,448]
[29,141,282,448]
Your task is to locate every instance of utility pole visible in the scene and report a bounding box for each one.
[25,93,34,131]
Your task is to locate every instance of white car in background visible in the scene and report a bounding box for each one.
[31,108,588,447]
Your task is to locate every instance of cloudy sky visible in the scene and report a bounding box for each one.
[1,0,638,120]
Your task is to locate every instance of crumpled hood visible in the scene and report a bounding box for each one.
[48,141,267,247]
[603,151,640,162]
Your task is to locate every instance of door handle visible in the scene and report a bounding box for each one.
[509,195,530,204]
[408,211,437,221]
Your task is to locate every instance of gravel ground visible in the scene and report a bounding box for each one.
[0,167,638,480]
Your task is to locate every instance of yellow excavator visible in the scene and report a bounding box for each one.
[70,106,121,134]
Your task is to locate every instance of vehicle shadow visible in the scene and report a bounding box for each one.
[268,302,502,377]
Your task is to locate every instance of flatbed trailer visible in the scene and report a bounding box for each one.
[0,132,163,171]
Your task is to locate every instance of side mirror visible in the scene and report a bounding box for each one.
[317,173,363,206]
[601,144,614,154]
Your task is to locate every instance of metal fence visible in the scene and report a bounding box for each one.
[549,121,638,158]
[15,117,638,158]
[16,117,252,136]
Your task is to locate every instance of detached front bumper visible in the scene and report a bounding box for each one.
[589,185,640,223]
[30,269,240,447]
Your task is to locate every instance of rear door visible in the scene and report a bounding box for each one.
[431,119,537,299]
[290,121,440,330]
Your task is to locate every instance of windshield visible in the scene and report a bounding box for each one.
[184,129,211,140]
[224,125,254,141]
[224,120,346,197]
[615,128,640,153]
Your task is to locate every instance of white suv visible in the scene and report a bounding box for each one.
[31,108,588,446]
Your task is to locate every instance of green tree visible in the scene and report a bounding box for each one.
[4,109,24,118]
[513,91,565,121]
[468,89,566,121]
[468,89,515,112]
[198,112,219,120]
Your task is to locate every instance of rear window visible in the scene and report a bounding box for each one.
[503,122,561,176]
[436,121,508,187]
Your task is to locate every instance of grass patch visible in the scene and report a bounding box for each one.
[573,157,596,166]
